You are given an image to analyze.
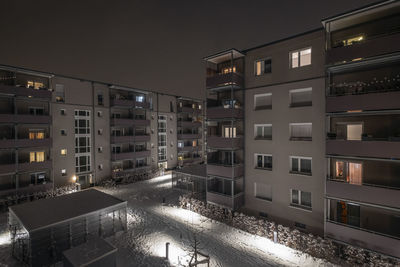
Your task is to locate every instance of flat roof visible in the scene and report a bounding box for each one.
[203,49,245,64]
[175,164,206,178]
[9,189,126,232]
[63,236,117,266]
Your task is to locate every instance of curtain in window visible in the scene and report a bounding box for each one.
[300,48,311,66]
[36,152,45,162]
[291,124,312,138]
[291,52,299,68]
[30,152,35,163]
[348,163,362,185]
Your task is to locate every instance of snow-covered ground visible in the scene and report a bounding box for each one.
[0,175,336,266]
[100,174,335,267]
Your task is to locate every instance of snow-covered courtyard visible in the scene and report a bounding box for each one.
[0,174,336,266]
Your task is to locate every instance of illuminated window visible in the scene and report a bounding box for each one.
[290,48,311,68]
[27,81,45,89]
[29,130,45,140]
[192,140,197,147]
[223,126,236,138]
[136,95,144,103]
[61,149,67,156]
[335,161,362,185]
[221,66,236,74]
[61,169,67,176]
[55,84,65,102]
[30,151,45,163]
[342,35,364,46]
[255,58,271,76]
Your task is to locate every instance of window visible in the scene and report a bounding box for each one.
[136,95,144,103]
[60,109,66,116]
[295,222,306,229]
[170,101,174,112]
[60,149,67,156]
[61,169,67,176]
[291,189,312,209]
[75,136,91,153]
[290,88,312,107]
[290,156,312,175]
[97,92,103,106]
[223,126,236,138]
[29,129,44,140]
[27,81,45,89]
[55,84,65,102]
[29,107,44,116]
[255,154,272,169]
[98,147,103,153]
[255,58,272,76]
[158,147,167,161]
[255,183,272,201]
[75,155,91,173]
[158,134,167,146]
[97,111,102,117]
[98,164,103,170]
[254,93,272,110]
[290,123,312,141]
[98,129,103,135]
[178,141,184,148]
[335,161,362,185]
[61,129,67,136]
[290,48,311,68]
[347,124,362,141]
[29,151,45,163]
[254,124,272,139]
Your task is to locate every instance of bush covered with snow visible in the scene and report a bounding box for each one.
[179,194,399,267]
[0,184,76,211]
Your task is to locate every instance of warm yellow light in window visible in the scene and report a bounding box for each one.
[36,132,44,139]
[27,81,44,90]
[30,152,35,162]
[61,149,67,156]
[343,35,364,46]
[222,66,236,74]
[37,151,45,162]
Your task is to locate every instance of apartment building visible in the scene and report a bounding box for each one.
[176,98,204,167]
[0,66,204,197]
[322,0,400,258]
[204,0,399,258]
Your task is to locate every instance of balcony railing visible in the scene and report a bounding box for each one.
[0,114,51,124]
[207,107,243,120]
[206,72,243,91]
[326,139,400,159]
[207,163,243,178]
[0,84,52,99]
[110,118,150,127]
[110,135,150,144]
[327,31,400,64]
[112,150,151,161]
[207,136,243,149]
[206,191,243,210]
[0,138,52,149]
[110,99,150,109]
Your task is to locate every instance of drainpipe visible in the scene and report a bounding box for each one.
[91,82,97,185]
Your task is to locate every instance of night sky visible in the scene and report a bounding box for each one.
[0,0,377,99]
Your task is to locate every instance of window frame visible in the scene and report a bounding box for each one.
[254,93,272,110]
[254,57,272,76]
[254,124,272,140]
[290,189,312,210]
[255,153,273,170]
[289,87,312,107]
[289,122,312,141]
[290,156,312,176]
[289,47,312,69]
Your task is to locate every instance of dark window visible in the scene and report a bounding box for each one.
[97,92,103,106]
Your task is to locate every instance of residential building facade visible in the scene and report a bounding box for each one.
[0,66,204,197]
[203,0,399,258]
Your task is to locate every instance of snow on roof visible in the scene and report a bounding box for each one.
[175,164,207,178]
[63,236,117,266]
[9,189,126,232]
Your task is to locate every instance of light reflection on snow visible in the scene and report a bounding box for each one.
[0,232,10,245]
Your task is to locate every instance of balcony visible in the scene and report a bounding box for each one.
[110,135,150,144]
[0,84,52,99]
[325,221,400,258]
[0,182,53,198]
[206,72,243,91]
[178,145,202,152]
[0,163,16,174]
[327,32,400,64]
[112,150,151,161]
[207,136,243,149]
[177,120,202,128]
[206,191,243,210]
[110,99,150,109]
[110,118,150,127]
[177,133,201,140]
[177,106,202,114]
[207,107,243,120]
[327,91,400,113]
[326,139,400,159]
[0,138,52,149]
[326,180,400,209]
[207,164,243,178]
[18,160,52,172]
[0,114,51,124]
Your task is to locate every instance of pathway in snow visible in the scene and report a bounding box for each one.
[100,174,335,267]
